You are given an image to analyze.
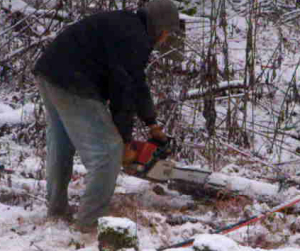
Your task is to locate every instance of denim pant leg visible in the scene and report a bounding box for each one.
[41,81,123,226]
[38,80,76,215]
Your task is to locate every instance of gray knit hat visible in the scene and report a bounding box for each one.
[144,0,179,41]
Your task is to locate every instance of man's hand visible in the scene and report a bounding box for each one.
[149,124,168,144]
[122,142,138,168]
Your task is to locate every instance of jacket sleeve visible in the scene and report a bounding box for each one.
[133,70,157,126]
[103,24,157,142]
[109,108,135,143]
[108,65,157,143]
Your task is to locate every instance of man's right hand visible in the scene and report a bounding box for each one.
[122,142,138,168]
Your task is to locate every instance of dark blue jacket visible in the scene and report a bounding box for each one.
[33,10,157,142]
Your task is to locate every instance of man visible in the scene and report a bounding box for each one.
[33,0,179,232]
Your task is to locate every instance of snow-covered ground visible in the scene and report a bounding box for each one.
[2,0,300,251]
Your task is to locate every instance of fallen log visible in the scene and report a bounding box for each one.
[171,168,300,206]
[147,160,300,206]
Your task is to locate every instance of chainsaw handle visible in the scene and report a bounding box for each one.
[147,136,173,147]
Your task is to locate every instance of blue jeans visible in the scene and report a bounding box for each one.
[37,77,123,227]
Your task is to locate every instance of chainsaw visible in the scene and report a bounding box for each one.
[123,139,212,186]
[124,139,298,202]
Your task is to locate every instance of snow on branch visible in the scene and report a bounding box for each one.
[0,33,56,64]
[186,80,245,99]
[0,103,35,127]
[1,0,69,20]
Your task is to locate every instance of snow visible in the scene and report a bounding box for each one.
[98,217,137,237]
[192,234,300,251]
[194,234,240,251]
[1,0,68,18]
[179,13,201,22]
[0,103,35,127]
[186,80,244,98]
[115,173,151,194]
[2,0,36,13]
[0,103,13,113]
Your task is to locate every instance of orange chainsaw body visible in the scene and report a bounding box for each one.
[126,140,212,184]
[131,140,159,166]
[125,140,172,176]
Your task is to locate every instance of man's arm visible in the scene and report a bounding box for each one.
[108,65,138,143]
[109,65,167,143]
[134,73,157,126]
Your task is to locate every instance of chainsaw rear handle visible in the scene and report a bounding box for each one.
[148,124,168,143]
[147,138,166,148]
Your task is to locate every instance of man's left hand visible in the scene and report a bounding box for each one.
[149,124,168,144]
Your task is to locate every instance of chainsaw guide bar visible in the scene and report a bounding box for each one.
[146,160,212,184]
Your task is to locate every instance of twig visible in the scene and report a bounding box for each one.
[0,33,56,64]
